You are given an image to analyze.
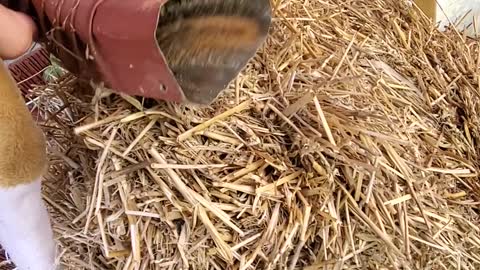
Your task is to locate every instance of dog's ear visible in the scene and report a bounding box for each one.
[156,0,272,105]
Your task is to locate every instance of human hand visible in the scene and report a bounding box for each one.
[0,4,37,60]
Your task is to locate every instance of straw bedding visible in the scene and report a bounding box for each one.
[2,0,480,269]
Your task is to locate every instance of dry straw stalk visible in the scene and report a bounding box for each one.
[3,0,480,269]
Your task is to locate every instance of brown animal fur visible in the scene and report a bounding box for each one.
[159,16,261,68]
[157,16,265,104]
[0,62,47,188]
[156,0,271,105]
[414,0,437,21]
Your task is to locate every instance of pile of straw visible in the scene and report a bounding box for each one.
[6,0,480,269]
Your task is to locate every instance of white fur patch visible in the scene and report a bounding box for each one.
[0,178,59,270]
[435,0,480,36]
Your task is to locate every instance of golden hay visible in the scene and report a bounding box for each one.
[3,0,480,269]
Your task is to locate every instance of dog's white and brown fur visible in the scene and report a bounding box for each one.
[0,61,58,269]
[0,0,479,269]
[413,0,480,37]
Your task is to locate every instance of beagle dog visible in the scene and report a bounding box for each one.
[0,61,56,269]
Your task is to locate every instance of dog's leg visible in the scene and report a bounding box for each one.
[0,178,57,270]
[0,61,58,270]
